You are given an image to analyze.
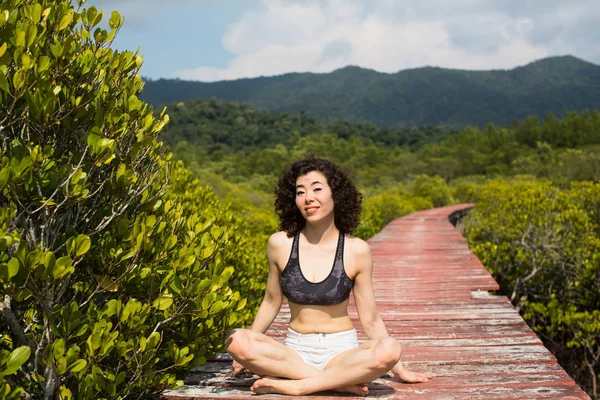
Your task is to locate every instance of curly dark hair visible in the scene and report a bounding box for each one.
[274,157,362,237]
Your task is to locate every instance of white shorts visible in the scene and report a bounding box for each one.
[285,327,359,370]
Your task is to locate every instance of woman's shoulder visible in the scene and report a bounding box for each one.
[344,234,371,258]
[343,234,372,279]
[267,231,295,268]
[267,231,294,251]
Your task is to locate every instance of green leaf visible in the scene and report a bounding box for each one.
[13,70,24,91]
[50,43,62,58]
[31,4,42,24]
[181,255,195,268]
[66,236,75,257]
[37,56,50,73]
[115,370,127,385]
[102,299,119,318]
[26,25,37,48]
[21,53,31,69]
[201,243,215,259]
[67,359,87,373]
[197,279,211,294]
[58,386,73,400]
[119,250,135,261]
[87,131,101,150]
[170,274,183,294]
[53,256,73,279]
[0,71,8,93]
[201,292,216,311]
[7,258,20,280]
[16,31,26,48]
[74,234,91,257]
[4,346,31,376]
[152,295,173,311]
[56,356,67,375]
[92,11,104,28]
[221,266,234,282]
[209,300,224,315]
[0,11,8,28]
[152,199,162,212]
[53,339,66,359]
[109,11,121,30]
[146,332,160,349]
[128,94,140,111]
[70,168,83,185]
[236,298,247,311]
[87,333,101,353]
[145,215,156,228]
[117,217,129,235]
[58,12,73,31]
[0,42,6,58]
[165,234,177,250]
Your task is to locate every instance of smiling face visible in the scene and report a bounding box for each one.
[295,170,335,223]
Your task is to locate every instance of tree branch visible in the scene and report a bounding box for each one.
[0,295,37,353]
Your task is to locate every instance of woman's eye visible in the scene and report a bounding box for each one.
[296,191,304,196]
[314,188,321,192]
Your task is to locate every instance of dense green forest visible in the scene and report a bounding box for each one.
[1,0,598,398]
[163,97,600,189]
[160,97,459,154]
[141,55,600,128]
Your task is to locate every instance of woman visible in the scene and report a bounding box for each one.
[226,157,431,396]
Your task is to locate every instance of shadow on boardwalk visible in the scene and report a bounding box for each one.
[161,204,590,400]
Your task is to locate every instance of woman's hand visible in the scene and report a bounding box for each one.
[389,361,432,383]
[230,359,253,378]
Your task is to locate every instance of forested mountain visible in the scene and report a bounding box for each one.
[159,98,459,154]
[142,55,600,128]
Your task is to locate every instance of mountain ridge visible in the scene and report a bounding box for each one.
[141,55,600,127]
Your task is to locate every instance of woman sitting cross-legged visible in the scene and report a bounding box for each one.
[226,157,432,396]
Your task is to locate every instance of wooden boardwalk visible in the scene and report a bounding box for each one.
[161,204,590,400]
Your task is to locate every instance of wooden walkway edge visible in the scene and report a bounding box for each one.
[161,204,590,400]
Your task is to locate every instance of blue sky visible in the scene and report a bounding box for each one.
[83,0,600,82]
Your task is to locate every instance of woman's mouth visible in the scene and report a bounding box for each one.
[305,206,319,215]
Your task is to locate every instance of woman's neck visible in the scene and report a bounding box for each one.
[302,216,338,245]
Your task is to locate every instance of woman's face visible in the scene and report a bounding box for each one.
[295,170,334,223]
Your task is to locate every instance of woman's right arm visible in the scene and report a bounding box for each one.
[248,233,285,333]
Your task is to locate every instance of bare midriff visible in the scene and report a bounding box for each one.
[287,299,354,334]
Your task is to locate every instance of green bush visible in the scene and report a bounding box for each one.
[356,188,432,239]
[0,1,257,398]
[166,162,269,327]
[463,179,600,398]
[410,175,455,208]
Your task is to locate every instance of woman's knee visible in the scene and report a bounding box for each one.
[225,329,256,360]
[373,337,402,369]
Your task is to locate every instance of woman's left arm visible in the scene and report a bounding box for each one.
[352,240,389,340]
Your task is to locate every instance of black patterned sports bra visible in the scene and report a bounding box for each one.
[280,232,354,305]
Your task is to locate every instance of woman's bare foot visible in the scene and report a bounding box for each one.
[334,383,369,396]
[251,376,300,395]
[251,377,369,396]
[390,365,432,383]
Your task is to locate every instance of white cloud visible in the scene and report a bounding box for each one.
[172,0,597,81]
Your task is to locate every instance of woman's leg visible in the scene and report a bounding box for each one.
[226,329,368,395]
[226,328,316,379]
[251,337,402,395]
